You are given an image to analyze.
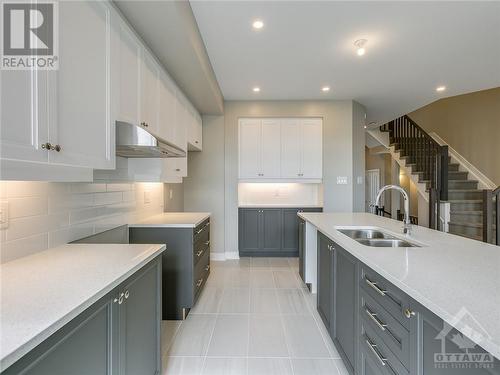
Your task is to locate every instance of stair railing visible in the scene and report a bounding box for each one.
[482,187,499,245]
[382,115,449,230]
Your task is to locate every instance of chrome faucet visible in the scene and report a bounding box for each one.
[375,185,412,235]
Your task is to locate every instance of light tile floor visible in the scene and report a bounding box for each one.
[162,257,349,375]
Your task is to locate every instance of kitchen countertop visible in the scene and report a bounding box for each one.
[128,212,211,228]
[0,243,166,371]
[238,204,323,208]
[298,212,500,359]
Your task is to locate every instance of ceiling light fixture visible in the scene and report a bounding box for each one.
[253,87,261,93]
[252,20,264,30]
[321,86,330,92]
[436,86,446,92]
[354,39,367,56]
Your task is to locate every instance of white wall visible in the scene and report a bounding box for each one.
[183,115,225,256]
[0,181,164,263]
[238,183,323,207]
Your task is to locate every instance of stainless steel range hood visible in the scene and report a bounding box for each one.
[116,121,186,158]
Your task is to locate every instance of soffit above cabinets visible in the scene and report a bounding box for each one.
[114,0,224,115]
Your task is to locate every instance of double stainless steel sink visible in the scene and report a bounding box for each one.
[337,228,420,248]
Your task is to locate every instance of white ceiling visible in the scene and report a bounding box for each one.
[190,1,500,124]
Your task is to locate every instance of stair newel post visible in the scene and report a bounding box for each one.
[439,145,448,201]
[482,189,493,243]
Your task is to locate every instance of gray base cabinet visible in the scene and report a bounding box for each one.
[315,231,500,375]
[239,207,321,257]
[3,256,162,375]
[129,217,210,320]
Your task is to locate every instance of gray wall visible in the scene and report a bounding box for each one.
[352,101,366,212]
[183,115,225,255]
[163,183,184,212]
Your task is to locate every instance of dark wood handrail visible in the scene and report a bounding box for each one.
[381,115,449,231]
[483,186,499,245]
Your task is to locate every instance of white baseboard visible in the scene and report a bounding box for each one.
[429,132,496,190]
[225,251,240,260]
[210,251,240,261]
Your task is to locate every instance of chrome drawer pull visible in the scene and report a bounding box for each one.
[365,337,388,367]
[196,249,203,257]
[365,277,387,296]
[196,278,203,287]
[196,228,203,234]
[365,308,387,331]
[205,264,210,272]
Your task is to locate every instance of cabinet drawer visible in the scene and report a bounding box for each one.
[360,288,410,370]
[193,251,210,299]
[360,267,411,330]
[193,236,210,267]
[194,219,210,243]
[360,320,409,375]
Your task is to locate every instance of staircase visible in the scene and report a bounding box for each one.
[380,115,497,243]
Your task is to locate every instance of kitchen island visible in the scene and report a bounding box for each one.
[299,212,500,374]
[0,243,165,373]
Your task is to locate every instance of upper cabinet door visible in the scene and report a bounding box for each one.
[48,1,114,169]
[174,92,188,151]
[239,119,262,179]
[158,72,176,143]
[117,21,141,126]
[280,119,301,178]
[140,51,160,135]
[187,106,202,151]
[261,119,281,178]
[300,119,323,179]
[0,69,49,163]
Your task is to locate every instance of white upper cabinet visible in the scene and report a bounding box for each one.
[117,20,141,126]
[48,1,114,170]
[239,118,323,181]
[158,72,176,144]
[0,69,49,163]
[239,119,262,179]
[140,50,160,135]
[300,118,323,179]
[187,104,202,151]
[261,119,281,178]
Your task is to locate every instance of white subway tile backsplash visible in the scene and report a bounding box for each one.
[0,234,49,263]
[8,197,48,219]
[0,181,164,263]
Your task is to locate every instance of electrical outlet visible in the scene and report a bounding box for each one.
[0,201,9,229]
[144,191,151,204]
[337,176,348,185]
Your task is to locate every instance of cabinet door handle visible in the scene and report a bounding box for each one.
[365,337,388,367]
[124,290,130,299]
[205,264,210,272]
[114,292,124,305]
[196,278,203,287]
[205,240,210,246]
[175,168,181,172]
[195,140,199,144]
[404,308,416,319]
[365,307,387,331]
[365,277,387,296]
[196,249,203,257]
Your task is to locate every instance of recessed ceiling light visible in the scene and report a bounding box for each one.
[436,86,446,92]
[321,86,330,92]
[253,87,261,93]
[252,20,264,30]
[354,39,367,56]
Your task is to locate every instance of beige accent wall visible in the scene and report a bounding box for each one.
[408,87,500,185]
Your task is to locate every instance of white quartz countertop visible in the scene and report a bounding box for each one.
[298,212,500,359]
[128,212,211,228]
[0,243,166,371]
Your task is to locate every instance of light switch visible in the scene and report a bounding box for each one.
[0,201,9,229]
[337,176,348,185]
[144,191,151,204]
